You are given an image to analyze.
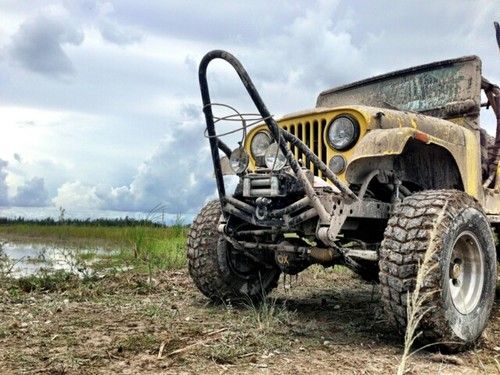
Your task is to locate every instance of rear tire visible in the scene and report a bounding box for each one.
[187,200,280,302]
[379,190,497,351]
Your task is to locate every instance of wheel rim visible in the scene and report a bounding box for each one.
[448,231,484,314]
[220,240,261,281]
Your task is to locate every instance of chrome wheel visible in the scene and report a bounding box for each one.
[449,231,484,314]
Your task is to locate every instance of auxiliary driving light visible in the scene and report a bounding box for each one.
[250,131,272,158]
[229,147,249,174]
[264,143,287,170]
[327,115,360,151]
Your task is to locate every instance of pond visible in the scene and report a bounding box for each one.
[0,241,117,278]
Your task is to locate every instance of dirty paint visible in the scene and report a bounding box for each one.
[317,56,482,130]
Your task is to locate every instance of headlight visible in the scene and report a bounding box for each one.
[229,147,249,174]
[250,131,272,158]
[264,143,286,170]
[327,115,360,150]
[329,155,346,174]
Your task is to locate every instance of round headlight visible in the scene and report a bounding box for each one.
[264,143,286,170]
[327,115,360,150]
[229,147,249,174]
[250,131,272,158]
[329,155,346,174]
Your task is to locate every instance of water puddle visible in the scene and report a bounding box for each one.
[0,241,117,278]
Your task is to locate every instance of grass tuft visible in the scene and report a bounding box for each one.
[397,201,449,375]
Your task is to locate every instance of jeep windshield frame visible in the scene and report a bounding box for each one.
[316,56,482,129]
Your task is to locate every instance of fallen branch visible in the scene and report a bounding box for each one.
[166,328,228,357]
[157,341,166,359]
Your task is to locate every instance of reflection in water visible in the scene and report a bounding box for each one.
[0,242,113,278]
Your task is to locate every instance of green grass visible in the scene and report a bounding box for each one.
[0,223,188,276]
[0,223,183,245]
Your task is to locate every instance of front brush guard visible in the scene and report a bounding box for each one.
[198,50,358,237]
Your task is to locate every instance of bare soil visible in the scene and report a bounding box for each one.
[0,266,499,374]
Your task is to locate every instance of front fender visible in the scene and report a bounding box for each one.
[346,128,422,183]
[345,127,474,196]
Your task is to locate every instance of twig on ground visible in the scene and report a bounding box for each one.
[157,341,166,359]
[167,328,228,357]
[493,358,500,374]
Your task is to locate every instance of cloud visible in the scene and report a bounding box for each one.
[98,19,143,45]
[52,181,103,209]
[0,159,9,206]
[1,0,499,218]
[12,177,49,207]
[120,120,213,212]
[0,159,49,207]
[50,109,216,214]
[8,14,84,77]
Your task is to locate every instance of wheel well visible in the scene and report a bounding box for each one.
[394,139,464,191]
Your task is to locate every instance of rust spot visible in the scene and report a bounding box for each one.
[414,131,430,143]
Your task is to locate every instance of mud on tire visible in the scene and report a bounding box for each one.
[187,200,281,302]
[379,190,497,350]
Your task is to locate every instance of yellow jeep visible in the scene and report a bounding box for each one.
[188,50,499,350]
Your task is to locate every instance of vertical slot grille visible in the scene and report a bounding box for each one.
[255,119,328,178]
[312,120,319,176]
[279,118,328,179]
[297,123,303,164]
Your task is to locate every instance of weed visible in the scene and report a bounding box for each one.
[397,201,448,375]
[0,244,16,278]
[245,296,292,331]
[15,270,77,293]
[116,333,159,354]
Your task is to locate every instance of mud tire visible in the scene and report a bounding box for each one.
[379,190,497,351]
[187,200,280,302]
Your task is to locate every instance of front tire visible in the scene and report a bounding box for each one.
[379,190,497,350]
[187,200,280,302]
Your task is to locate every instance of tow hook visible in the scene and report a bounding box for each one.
[255,197,272,220]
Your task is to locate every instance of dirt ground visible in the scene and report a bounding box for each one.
[0,266,499,375]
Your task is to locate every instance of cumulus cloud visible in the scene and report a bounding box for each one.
[12,177,49,207]
[8,14,84,77]
[126,106,219,213]
[49,107,216,213]
[0,158,49,207]
[52,181,103,209]
[124,124,213,213]
[1,0,499,217]
[267,0,363,89]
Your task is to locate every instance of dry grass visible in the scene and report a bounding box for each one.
[397,201,449,375]
[0,264,498,374]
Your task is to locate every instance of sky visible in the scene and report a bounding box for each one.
[0,0,499,218]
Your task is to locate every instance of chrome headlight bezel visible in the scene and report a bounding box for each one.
[327,114,360,151]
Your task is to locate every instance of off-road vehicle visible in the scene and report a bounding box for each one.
[187,46,500,349]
